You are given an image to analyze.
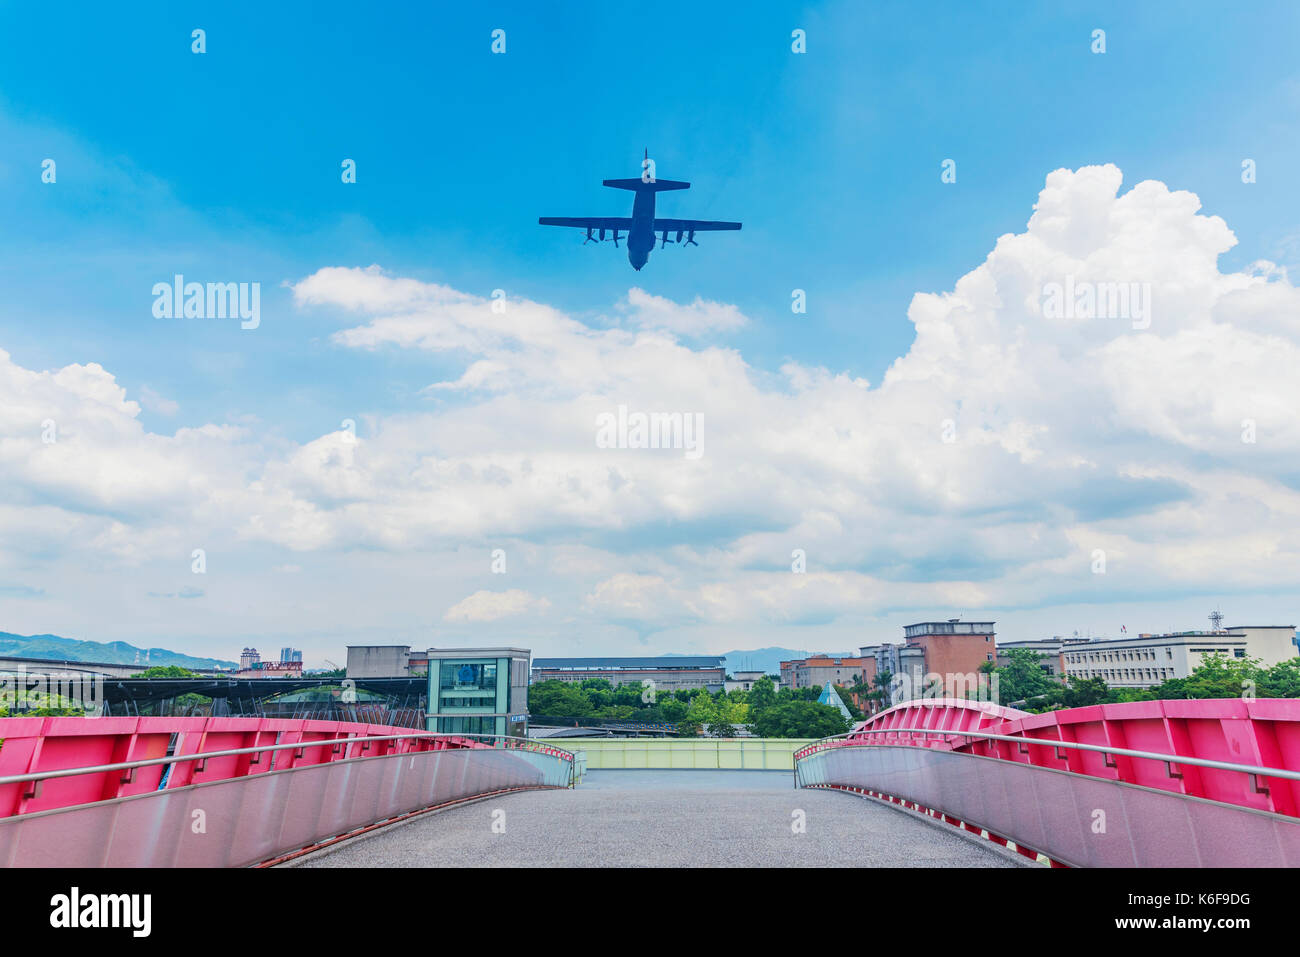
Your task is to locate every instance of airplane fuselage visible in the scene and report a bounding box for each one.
[538,154,741,270]
[628,189,656,270]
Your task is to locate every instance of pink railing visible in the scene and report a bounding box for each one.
[851,697,1028,747]
[806,696,1300,819]
[0,715,488,817]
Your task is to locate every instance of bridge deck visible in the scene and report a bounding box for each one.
[285,770,1032,868]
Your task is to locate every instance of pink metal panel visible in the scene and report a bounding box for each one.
[841,697,1300,820]
[0,717,49,816]
[0,715,490,818]
[20,717,144,813]
[852,698,1028,749]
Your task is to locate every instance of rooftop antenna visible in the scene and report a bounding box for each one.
[1209,608,1224,632]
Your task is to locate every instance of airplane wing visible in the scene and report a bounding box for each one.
[538,217,634,230]
[653,218,742,232]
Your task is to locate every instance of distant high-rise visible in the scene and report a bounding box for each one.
[280,647,302,663]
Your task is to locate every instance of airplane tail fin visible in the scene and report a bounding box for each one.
[602,178,690,192]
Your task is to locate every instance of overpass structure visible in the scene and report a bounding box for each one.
[0,655,231,679]
[1,697,1299,867]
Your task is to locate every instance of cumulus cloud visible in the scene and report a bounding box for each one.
[619,287,746,335]
[137,386,179,417]
[6,165,1299,643]
[0,350,258,561]
[444,589,551,622]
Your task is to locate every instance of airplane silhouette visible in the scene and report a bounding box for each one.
[539,150,741,270]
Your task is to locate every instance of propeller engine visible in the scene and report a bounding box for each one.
[684,230,698,247]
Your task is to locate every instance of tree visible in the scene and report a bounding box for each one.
[986,648,1059,706]
[871,670,893,710]
[675,719,702,738]
[611,681,649,709]
[527,680,593,718]
[1153,653,1263,700]
[1061,675,1112,707]
[751,701,850,738]
[746,676,777,715]
[686,691,717,731]
[131,665,199,678]
[1259,659,1300,698]
[659,698,689,722]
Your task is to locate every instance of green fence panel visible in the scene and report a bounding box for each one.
[555,738,816,771]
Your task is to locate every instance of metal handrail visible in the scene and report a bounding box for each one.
[793,727,1300,783]
[0,731,574,789]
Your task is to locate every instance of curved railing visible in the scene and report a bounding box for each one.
[795,698,1300,867]
[843,697,1029,747]
[0,718,574,867]
[0,714,579,817]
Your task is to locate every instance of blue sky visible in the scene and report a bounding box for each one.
[1,1,1299,664]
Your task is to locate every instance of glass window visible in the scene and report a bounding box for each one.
[438,660,498,710]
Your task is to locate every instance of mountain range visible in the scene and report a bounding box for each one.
[0,632,236,671]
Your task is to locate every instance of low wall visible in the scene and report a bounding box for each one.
[563,737,813,771]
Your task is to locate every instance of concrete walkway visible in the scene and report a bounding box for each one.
[286,770,1032,868]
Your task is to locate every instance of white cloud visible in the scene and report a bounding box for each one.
[137,385,179,417]
[5,165,1299,653]
[444,589,551,623]
[619,287,746,335]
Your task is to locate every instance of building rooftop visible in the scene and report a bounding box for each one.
[903,621,996,638]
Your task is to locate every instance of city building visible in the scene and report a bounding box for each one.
[1032,622,1298,690]
[239,647,260,670]
[857,620,997,704]
[1062,631,1251,689]
[901,621,996,697]
[346,645,413,678]
[234,658,304,678]
[863,642,926,701]
[279,648,303,664]
[530,656,726,692]
[426,647,532,738]
[995,637,1082,678]
[1222,625,1298,666]
[780,655,875,691]
[724,670,771,693]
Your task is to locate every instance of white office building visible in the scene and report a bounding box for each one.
[1061,626,1296,689]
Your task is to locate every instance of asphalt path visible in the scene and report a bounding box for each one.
[285,770,1033,868]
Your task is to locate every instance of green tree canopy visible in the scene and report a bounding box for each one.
[746,676,777,714]
[131,665,199,678]
[751,700,849,738]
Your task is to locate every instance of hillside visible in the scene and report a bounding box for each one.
[0,632,235,671]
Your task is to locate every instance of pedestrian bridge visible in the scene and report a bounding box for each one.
[1,697,1299,867]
